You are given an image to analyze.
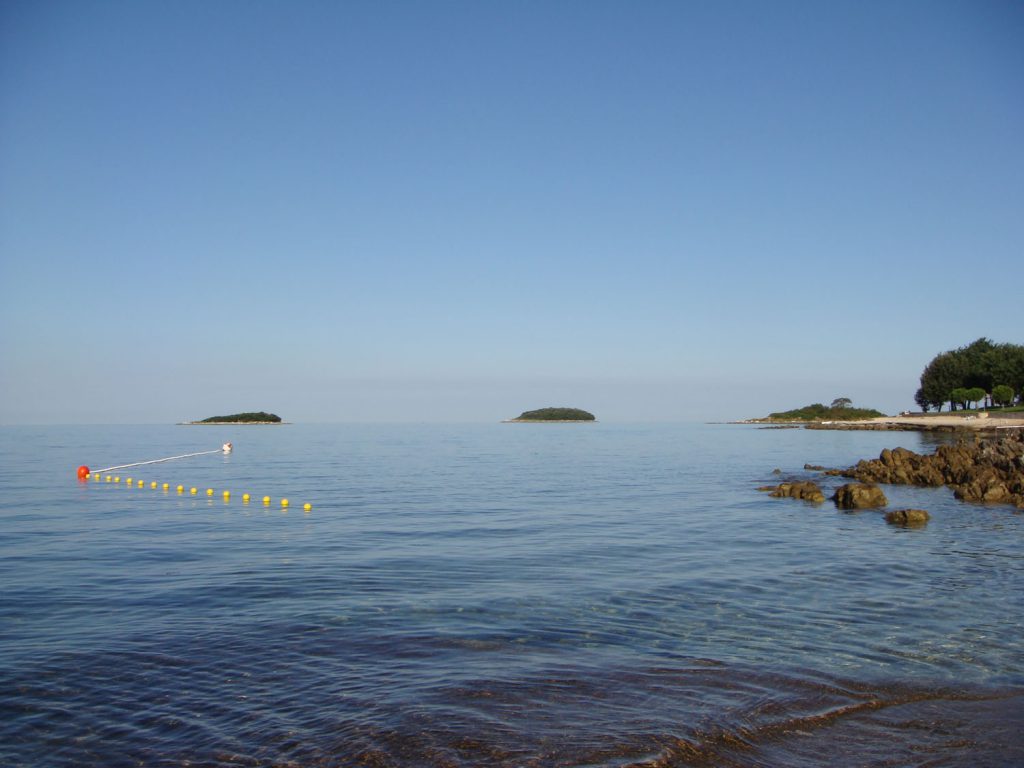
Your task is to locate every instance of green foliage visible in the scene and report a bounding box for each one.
[992,384,1015,408]
[197,411,282,423]
[515,407,596,421]
[949,388,970,411]
[918,351,968,411]
[966,387,987,409]
[767,403,885,421]
[985,345,1024,396]
[917,338,1024,410]
[914,387,931,413]
[959,338,998,390]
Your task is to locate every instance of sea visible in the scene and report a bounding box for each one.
[1,423,1022,767]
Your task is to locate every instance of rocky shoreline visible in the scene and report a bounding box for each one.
[806,419,1024,433]
[761,433,1024,514]
[836,433,1024,508]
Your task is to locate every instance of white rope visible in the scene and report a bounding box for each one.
[92,449,222,474]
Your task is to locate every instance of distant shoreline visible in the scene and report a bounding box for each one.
[501,419,598,424]
[178,421,290,425]
[731,414,1024,432]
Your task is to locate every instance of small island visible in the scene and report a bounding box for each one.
[748,400,885,424]
[183,411,284,425]
[504,407,596,423]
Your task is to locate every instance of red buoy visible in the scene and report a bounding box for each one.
[77,465,90,479]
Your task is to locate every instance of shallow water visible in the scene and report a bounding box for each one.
[1,423,1022,766]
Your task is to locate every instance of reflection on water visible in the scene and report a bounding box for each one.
[0,424,1022,766]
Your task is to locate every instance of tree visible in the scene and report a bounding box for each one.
[950,387,969,411]
[960,338,997,391]
[917,339,1024,411]
[992,384,1015,408]
[919,351,967,411]
[914,388,931,413]
[966,387,987,410]
[830,397,852,409]
[985,343,1024,399]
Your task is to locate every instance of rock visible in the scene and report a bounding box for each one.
[803,463,826,471]
[772,468,782,475]
[831,483,888,509]
[836,433,1024,508]
[764,481,825,503]
[885,509,931,525]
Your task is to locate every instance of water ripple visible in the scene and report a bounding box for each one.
[1,424,1023,766]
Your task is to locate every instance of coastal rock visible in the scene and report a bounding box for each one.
[803,463,826,471]
[885,509,931,526]
[762,481,825,503]
[831,483,888,509]
[840,433,1024,508]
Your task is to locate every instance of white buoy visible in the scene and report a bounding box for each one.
[222,442,233,454]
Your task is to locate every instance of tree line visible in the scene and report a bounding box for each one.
[915,338,1024,412]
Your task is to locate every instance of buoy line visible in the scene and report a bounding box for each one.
[91,475,312,511]
[77,443,312,511]
[78,443,232,478]
[90,449,220,474]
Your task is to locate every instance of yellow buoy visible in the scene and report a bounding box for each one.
[263,496,271,505]
[138,480,145,487]
[206,488,214,496]
[162,483,169,490]
[114,476,120,483]
[105,476,112,483]
[150,481,157,489]
[126,477,132,485]
[190,487,198,495]
[242,493,250,502]
[223,490,230,499]
[177,485,184,493]
[303,503,312,511]
[281,498,289,508]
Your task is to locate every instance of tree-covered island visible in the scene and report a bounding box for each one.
[505,407,596,422]
[748,399,884,423]
[185,411,283,424]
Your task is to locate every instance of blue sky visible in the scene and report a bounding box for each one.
[1,0,1021,423]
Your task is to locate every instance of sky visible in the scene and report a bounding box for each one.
[1,0,1021,424]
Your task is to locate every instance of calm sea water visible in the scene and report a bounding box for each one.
[1,423,1022,767]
